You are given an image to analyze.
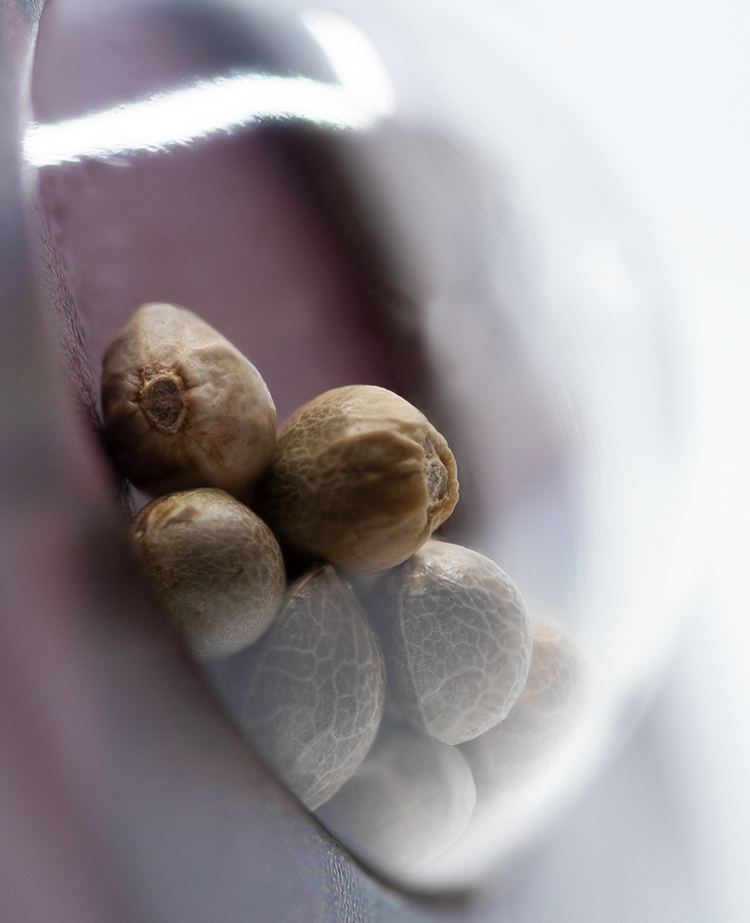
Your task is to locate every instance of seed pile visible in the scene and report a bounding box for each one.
[102,303,584,873]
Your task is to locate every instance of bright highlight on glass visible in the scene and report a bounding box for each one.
[301,9,395,117]
[23,11,395,168]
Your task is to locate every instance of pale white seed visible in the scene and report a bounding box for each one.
[366,539,533,745]
[461,615,585,793]
[102,302,277,498]
[220,565,385,810]
[315,726,476,875]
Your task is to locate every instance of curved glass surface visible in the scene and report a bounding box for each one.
[28,0,700,890]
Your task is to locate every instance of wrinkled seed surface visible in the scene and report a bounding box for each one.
[222,565,385,810]
[370,540,533,745]
[102,303,277,497]
[254,385,458,573]
[461,615,584,792]
[132,488,285,659]
[102,304,583,875]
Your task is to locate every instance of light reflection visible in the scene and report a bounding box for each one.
[24,11,394,168]
[301,10,395,118]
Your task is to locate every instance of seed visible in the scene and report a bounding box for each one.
[131,488,285,660]
[315,726,476,875]
[219,565,385,810]
[102,302,277,498]
[366,539,533,745]
[461,615,585,793]
[254,385,459,574]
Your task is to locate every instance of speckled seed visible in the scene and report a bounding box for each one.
[254,385,458,574]
[315,727,476,875]
[102,302,277,497]
[461,615,585,793]
[366,539,533,746]
[220,565,386,810]
[131,488,285,660]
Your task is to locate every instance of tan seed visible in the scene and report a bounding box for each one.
[131,488,285,660]
[102,303,277,498]
[254,385,459,574]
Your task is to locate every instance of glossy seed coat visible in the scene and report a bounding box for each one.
[316,727,476,874]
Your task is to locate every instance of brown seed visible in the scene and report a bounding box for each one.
[461,615,585,793]
[131,488,285,660]
[254,385,459,574]
[102,302,277,497]
[366,539,533,745]
[219,565,386,810]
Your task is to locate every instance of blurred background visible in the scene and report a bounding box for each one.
[482,0,750,920]
[5,0,750,920]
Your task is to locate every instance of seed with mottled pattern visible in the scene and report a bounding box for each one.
[219,564,385,810]
[131,488,285,660]
[254,385,458,574]
[461,614,584,792]
[365,539,533,745]
[102,302,277,498]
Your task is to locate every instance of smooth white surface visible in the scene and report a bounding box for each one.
[476,0,750,920]
[491,701,704,923]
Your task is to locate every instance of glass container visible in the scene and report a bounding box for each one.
[19,0,701,896]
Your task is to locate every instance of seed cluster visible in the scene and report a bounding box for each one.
[102,303,584,872]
